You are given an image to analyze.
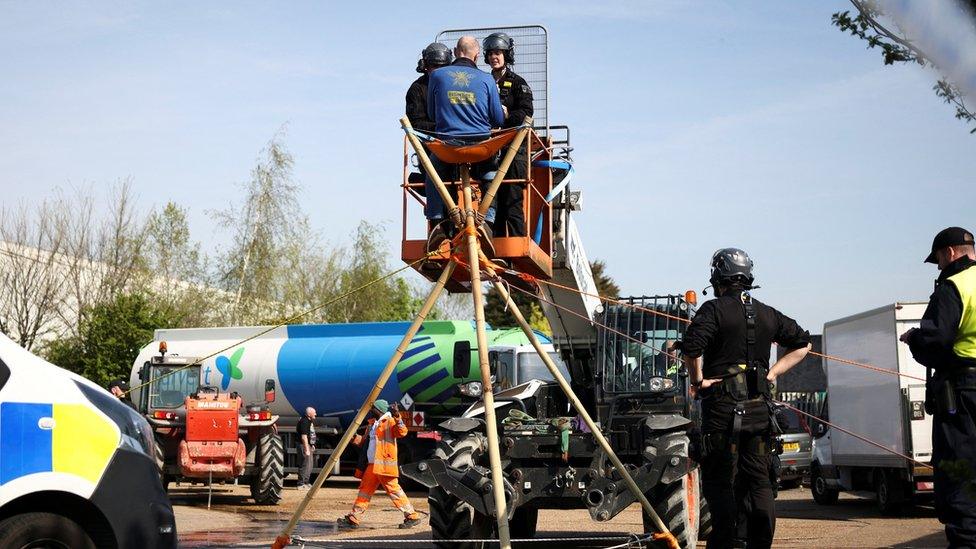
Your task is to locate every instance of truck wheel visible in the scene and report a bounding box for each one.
[0,512,96,549]
[876,469,905,516]
[154,434,170,491]
[810,463,838,505]
[645,468,700,549]
[251,432,284,505]
[428,434,485,549]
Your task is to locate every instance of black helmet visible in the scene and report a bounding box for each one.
[709,247,755,288]
[417,42,452,73]
[482,32,515,64]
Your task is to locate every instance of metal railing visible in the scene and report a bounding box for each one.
[436,25,549,133]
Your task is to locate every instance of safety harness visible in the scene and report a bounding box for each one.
[703,292,779,456]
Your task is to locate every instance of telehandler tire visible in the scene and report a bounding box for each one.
[428,434,485,549]
[250,432,284,504]
[644,468,701,548]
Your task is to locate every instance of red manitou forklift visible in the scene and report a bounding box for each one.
[137,342,285,505]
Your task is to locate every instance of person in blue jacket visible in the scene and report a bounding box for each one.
[424,36,505,255]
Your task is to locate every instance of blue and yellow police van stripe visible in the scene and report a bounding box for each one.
[1,401,119,486]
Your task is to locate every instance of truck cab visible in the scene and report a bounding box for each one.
[490,344,571,391]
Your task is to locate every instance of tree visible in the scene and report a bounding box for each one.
[484,285,538,329]
[590,259,620,300]
[213,132,309,324]
[141,202,220,327]
[330,221,425,323]
[832,0,976,133]
[143,202,203,290]
[58,181,150,337]
[45,292,183,387]
[0,199,70,350]
[483,259,619,333]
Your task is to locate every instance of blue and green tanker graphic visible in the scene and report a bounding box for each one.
[134,320,547,425]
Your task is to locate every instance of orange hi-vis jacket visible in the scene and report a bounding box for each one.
[354,412,408,478]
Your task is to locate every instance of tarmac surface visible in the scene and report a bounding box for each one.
[173,477,947,548]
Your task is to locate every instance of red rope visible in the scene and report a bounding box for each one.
[510,281,934,472]
[501,265,926,383]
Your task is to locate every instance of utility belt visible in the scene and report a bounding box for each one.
[701,362,773,402]
[702,429,778,457]
[925,365,976,416]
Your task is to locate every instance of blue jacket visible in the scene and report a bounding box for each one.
[427,58,504,138]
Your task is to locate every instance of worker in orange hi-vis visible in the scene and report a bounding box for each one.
[338,400,422,529]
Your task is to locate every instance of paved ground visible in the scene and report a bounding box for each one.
[173,478,946,548]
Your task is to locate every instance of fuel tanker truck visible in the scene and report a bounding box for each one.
[128,320,559,493]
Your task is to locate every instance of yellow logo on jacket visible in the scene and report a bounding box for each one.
[449,71,472,87]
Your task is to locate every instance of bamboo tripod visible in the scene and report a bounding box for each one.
[273,118,676,549]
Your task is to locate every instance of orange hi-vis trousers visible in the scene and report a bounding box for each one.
[347,464,419,524]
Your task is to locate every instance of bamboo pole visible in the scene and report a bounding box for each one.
[478,116,533,218]
[272,261,457,549]
[400,116,458,216]
[461,165,512,549]
[490,280,679,549]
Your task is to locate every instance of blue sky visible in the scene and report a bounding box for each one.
[1,1,973,332]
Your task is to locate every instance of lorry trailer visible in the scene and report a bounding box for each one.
[130,320,558,480]
[812,302,934,515]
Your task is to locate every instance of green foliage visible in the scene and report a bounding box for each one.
[591,259,620,300]
[483,260,619,335]
[832,0,976,133]
[331,221,428,323]
[213,133,306,323]
[45,292,183,387]
[144,201,202,287]
[484,286,534,329]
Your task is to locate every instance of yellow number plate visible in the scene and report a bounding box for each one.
[782,442,800,453]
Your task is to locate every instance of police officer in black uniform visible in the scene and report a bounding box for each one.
[902,226,976,548]
[483,32,533,237]
[406,42,452,233]
[677,248,811,549]
[406,42,452,134]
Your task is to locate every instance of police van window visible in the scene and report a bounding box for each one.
[150,365,200,408]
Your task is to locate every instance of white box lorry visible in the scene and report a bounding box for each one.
[811,302,934,515]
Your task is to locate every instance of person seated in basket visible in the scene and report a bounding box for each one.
[425,35,505,255]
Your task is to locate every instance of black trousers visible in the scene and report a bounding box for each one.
[932,372,976,548]
[494,143,527,237]
[701,399,775,549]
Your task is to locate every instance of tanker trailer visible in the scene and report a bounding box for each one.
[130,320,552,485]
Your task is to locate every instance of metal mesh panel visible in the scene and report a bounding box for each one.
[436,25,548,132]
[598,296,692,394]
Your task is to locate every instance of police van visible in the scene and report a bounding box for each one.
[0,334,177,548]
